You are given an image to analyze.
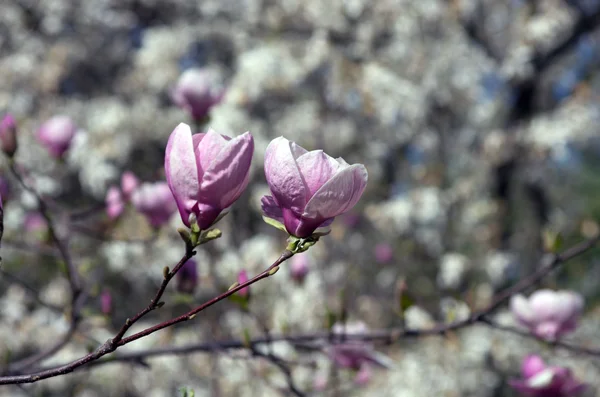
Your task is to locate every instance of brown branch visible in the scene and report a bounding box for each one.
[9,162,82,298]
[1,233,598,385]
[0,249,293,384]
[6,162,86,372]
[479,317,600,357]
[111,247,196,344]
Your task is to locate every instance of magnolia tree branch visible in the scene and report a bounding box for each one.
[0,249,293,384]
[479,317,600,357]
[5,163,86,373]
[9,162,82,297]
[2,235,598,385]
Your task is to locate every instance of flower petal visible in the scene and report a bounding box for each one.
[510,294,536,326]
[261,195,284,223]
[165,123,199,226]
[521,355,546,378]
[194,129,230,178]
[264,137,308,214]
[529,290,560,322]
[295,150,341,199]
[304,164,368,219]
[198,131,254,208]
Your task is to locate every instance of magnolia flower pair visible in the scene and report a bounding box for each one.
[165,123,368,237]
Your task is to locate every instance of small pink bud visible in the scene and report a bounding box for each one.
[261,137,368,238]
[171,68,224,122]
[100,290,112,315]
[354,364,372,386]
[374,243,393,264]
[237,270,250,299]
[23,212,47,233]
[131,182,177,227]
[290,252,310,283]
[176,258,198,294]
[0,114,18,157]
[509,355,587,396]
[37,115,77,158]
[120,171,139,199]
[510,289,584,341]
[105,186,124,220]
[164,123,254,229]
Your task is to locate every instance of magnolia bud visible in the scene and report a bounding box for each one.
[0,114,17,157]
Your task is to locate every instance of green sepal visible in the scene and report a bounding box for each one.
[262,216,287,232]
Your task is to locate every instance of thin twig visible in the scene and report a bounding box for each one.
[0,249,293,384]
[6,162,86,372]
[480,317,600,357]
[1,234,597,384]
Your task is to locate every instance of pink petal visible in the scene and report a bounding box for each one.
[198,131,254,209]
[264,137,308,214]
[510,294,536,327]
[521,355,546,378]
[295,150,341,199]
[165,123,199,226]
[194,129,230,178]
[551,291,584,324]
[528,290,559,323]
[304,164,368,220]
[261,195,284,223]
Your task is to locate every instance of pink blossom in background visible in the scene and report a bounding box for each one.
[510,289,584,341]
[100,290,112,315]
[131,181,177,227]
[509,355,587,396]
[341,212,361,228]
[23,212,47,233]
[171,68,224,122]
[290,252,310,283]
[120,171,139,199]
[177,258,198,294]
[237,270,250,298]
[328,321,393,386]
[165,123,254,229]
[105,186,124,220]
[374,243,394,264]
[261,137,368,238]
[0,113,17,157]
[37,115,77,158]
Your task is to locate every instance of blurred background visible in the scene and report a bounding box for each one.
[1,0,600,395]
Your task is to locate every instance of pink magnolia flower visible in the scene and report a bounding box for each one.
[171,68,224,122]
[510,289,584,341]
[327,321,393,386]
[0,114,17,157]
[131,181,177,227]
[105,186,125,220]
[120,171,139,199]
[100,290,112,315]
[23,212,47,233]
[164,123,254,229]
[374,243,393,264]
[509,355,587,396]
[261,137,368,238]
[290,252,310,283]
[237,269,250,299]
[37,115,77,158]
[177,258,198,294]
